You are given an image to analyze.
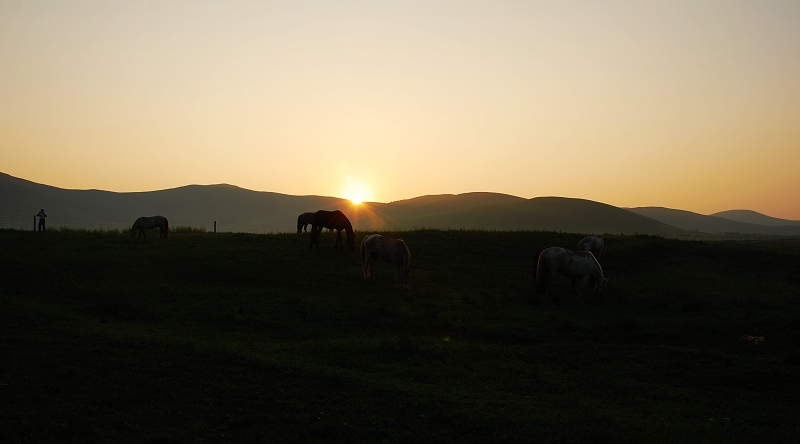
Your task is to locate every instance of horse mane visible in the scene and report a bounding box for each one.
[341,215,354,234]
[344,220,355,247]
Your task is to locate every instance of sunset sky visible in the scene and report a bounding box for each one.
[2,0,799,219]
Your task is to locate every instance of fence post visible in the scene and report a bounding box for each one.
[214,221,217,233]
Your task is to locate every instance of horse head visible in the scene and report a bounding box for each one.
[594,277,608,295]
[396,268,411,290]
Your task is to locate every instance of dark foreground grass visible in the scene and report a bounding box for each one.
[1,229,799,443]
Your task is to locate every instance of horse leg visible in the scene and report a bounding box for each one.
[549,269,559,303]
[364,254,375,282]
[395,268,406,288]
[362,251,370,281]
[310,226,318,249]
[579,276,590,303]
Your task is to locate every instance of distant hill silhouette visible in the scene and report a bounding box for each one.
[1,171,796,237]
[374,196,684,236]
[628,207,800,236]
[711,210,800,227]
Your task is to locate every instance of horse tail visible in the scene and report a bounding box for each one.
[534,249,548,295]
[399,240,411,271]
[360,236,367,265]
[164,218,169,237]
[297,215,303,233]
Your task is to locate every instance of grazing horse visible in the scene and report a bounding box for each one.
[297,212,316,233]
[131,216,169,240]
[360,234,412,289]
[577,235,605,259]
[535,247,606,301]
[309,210,356,251]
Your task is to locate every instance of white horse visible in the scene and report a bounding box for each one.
[577,235,604,259]
[360,234,411,289]
[535,247,606,301]
[131,216,169,240]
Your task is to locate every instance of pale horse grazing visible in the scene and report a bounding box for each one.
[535,247,607,301]
[360,234,412,289]
[574,235,605,289]
[130,216,169,240]
[577,235,605,259]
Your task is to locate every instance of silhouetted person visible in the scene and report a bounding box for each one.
[36,209,47,232]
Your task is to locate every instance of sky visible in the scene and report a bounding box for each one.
[1,0,799,219]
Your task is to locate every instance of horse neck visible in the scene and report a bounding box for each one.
[341,219,354,237]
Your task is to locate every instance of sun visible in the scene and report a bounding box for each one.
[342,180,372,205]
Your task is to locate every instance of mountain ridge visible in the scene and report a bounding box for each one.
[1,172,797,237]
[628,206,800,237]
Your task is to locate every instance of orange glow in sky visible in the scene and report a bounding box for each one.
[1,1,799,219]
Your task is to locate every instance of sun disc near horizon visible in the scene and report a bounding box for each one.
[342,181,372,205]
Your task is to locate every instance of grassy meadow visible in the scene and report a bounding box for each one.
[1,228,799,443]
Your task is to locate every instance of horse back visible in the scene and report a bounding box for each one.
[313,210,349,228]
[578,236,604,257]
[365,235,409,268]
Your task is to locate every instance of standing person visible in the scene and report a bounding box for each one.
[36,208,47,232]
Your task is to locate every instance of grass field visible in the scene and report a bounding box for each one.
[1,228,799,443]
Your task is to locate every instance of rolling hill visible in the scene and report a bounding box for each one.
[628,207,800,236]
[1,172,797,237]
[711,209,800,227]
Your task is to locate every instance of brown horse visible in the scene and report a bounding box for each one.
[297,212,316,233]
[131,216,169,240]
[360,234,411,289]
[309,210,355,251]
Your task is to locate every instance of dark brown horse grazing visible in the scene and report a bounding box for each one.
[309,210,355,251]
[297,212,316,233]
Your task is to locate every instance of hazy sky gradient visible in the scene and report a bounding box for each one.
[2,0,799,219]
